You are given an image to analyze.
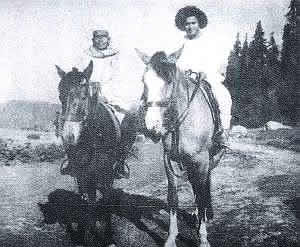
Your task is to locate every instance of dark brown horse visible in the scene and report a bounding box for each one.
[136,49,221,247]
[56,61,120,246]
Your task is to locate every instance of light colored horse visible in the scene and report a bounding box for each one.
[136,49,218,247]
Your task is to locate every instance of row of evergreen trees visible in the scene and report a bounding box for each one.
[224,0,298,128]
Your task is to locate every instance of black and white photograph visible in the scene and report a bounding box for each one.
[0,0,298,246]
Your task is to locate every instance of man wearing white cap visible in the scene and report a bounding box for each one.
[62,30,137,179]
[81,30,120,101]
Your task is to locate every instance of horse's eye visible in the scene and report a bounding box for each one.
[80,78,87,85]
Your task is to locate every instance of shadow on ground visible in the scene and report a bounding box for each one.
[39,188,200,247]
[256,174,298,219]
[39,187,299,247]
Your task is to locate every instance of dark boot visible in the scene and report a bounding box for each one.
[60,157,75,176]
[114,159,130,179]
[199,80,229,155]
[215,128,229,149]
[209,126,229,170]
[113,111,138,179]
[60,149,77,176]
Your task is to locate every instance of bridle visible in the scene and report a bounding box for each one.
[59,76,99,175]
[143,68,203,177]
[143,69,202,133]
[63,80,94,124]
[145,101,170,108]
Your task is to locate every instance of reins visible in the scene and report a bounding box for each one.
[60,80,96,175]
[145,71,202,134]
[145,70,205,178]
[170,71,202,132]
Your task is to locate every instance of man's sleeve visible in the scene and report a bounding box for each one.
[110,52,120,82]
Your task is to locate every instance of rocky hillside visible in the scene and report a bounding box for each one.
[0,100,60,131]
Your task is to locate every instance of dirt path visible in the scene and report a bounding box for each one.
[208,141,299,246]
[0,140,298,247]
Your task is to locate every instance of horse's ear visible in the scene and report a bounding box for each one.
[55,65,66,79]
[168,45,184,63]
[83,60,93,81]
[135,48,150,65]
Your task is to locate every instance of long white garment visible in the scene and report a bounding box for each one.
[176,34,232,129]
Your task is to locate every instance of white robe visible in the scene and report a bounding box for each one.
[77,46,122,106]
[76,46,128,122]
[176,34,232,129]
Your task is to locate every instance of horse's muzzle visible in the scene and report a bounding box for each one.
[62,121,82,146]
[145,128,162,143]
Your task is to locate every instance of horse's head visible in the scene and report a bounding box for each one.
[136,49,177,138]
[56,61,93,147]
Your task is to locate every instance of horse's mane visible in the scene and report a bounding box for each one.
[150,51,176,84]
[60,68,87,90]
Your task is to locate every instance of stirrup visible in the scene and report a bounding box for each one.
[60,158,69,175]
[209,147,228,170]
[114,162,130,179]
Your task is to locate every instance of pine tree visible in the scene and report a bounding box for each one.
[265,32,282,121]
[224,32,241,91]
[233,32,241,56]
[279,0,297,124]
[249,20,268,68]
[246,21,269,126]
[224,33,241,124]
[265,32,281,89]
[235,33,250,124]
[248,21,267,97]
[267,32,280,67]
[240,33,249,94]
[281,0,296,77]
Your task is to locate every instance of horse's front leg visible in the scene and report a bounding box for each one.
[186,152,211,247]
[164,153,179,247]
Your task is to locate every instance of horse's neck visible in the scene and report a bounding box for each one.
[173,71,212,122]
[172,71,190,111]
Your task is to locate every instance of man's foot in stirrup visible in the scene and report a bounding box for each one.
[114,160,130,179]
[60,158,75,176]
[218,133,229,150]
[210,148,226,170]
[214,128,229,152]
[210,129,229,169]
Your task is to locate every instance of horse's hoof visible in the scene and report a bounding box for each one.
[71,222,78,231]
[199,241,211,247]
[95,220,101,229]
[81,193,89,202]
[164,239,177,247]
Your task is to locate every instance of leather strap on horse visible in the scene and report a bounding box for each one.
[166,71,221,174]
[170,72,202,131]
[197,80,222,139]
[166,72,203,174]
[183,72,222,139]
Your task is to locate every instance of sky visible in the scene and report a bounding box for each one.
[0,0,290,105]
